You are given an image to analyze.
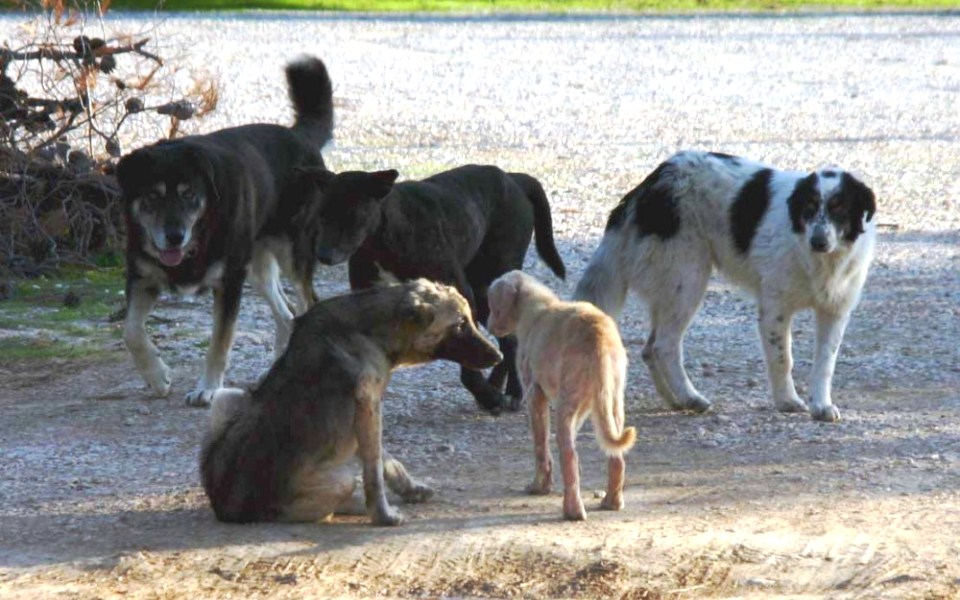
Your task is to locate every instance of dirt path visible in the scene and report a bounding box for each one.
[1,229,958,599]
[2,10,960,600]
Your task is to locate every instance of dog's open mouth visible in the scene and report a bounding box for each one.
[158,248,186,266]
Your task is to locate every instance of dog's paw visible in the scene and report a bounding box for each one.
[144,362,172,397]
[775,395,809,414]
[599,492,624,511]
[810,403,841,423]
[525,480,552,495]
[371,504,404,527]
[184,388,218,408]
[562,497,587,521]
[400,482,434,504]
[672,393,711,413]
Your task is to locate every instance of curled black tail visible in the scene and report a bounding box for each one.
[508,172,566,280]
[286,55,334,149]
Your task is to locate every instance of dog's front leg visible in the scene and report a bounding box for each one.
[354,380,403,526]
[808,309,850,422]
[124,281,172,396]
[186,269,244,407]
[757,300,807,414]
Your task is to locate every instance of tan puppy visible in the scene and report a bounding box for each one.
[488,270,636,521]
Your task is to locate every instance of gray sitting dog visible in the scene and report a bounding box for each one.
[200,279,502,525]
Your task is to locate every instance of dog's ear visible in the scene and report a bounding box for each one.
[840,172,876,241]
[368,169,398,199]
[115,148,154,199]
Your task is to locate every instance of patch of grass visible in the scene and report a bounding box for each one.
[0,335,114,361]
[0,267,125,362]
[105,0,960,11]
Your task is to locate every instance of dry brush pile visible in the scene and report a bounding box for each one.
[0,0,217,280]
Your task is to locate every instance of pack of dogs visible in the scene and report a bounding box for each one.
[117,56,878,524]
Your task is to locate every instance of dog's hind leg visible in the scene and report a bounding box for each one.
[757,299,808,415]
[807,309,850,422]
[124,281,172,396]
[251,248,297,357]
[643,260,712,413]
[186,269,244,407]
[383,453,433,504]
[525,383,553,495]
[557,400,588,521]
[280,463,358,523]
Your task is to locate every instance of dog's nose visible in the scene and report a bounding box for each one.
[165,228,185,247]
[810,236,829,252]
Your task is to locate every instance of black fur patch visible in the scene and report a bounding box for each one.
[606,163,680,239]
[708,152,741,166]
[837,172,876,242]
[787,173,820,234]
[729,169,772,254]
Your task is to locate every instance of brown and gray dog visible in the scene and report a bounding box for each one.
[201,279,502,525]
[487,270,637,521]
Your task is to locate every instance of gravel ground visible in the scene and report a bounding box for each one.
[1,10,959,599]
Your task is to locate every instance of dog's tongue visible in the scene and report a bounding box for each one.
[158,248,185,266]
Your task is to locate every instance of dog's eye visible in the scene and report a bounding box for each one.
[802,202,818,219]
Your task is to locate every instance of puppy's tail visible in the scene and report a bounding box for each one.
[591,349,636,455]
[509,172,566,280]
[286,55,334,149]
[573,229,630,319]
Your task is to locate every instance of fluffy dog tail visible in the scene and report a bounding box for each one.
[591,347,636,455]
[509,172,566,280]
[286,55,334,149]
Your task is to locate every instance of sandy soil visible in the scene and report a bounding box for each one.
[1,10,959,600]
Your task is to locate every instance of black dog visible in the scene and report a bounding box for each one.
[306,164,567,413]
[201,279,502,525]
[117,56,347,407]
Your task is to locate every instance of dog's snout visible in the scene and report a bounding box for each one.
[165,228,185,248]
[316,247,335,265]
[810,235,829,252]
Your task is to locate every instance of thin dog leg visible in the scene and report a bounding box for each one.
[186,270,243,407]
[124,282,171,396]
[642,329,681,408]
[643,262,711,412]
[251,250,296,357]
[757,300,807,413]
[600,453,626,511]
[808,309,850,422]
[557,404,586,521]
[354,388,402,526]
[525,384,553,495]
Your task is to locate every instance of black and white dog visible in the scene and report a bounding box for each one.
[575,151,876,422]
[117,56,366,406]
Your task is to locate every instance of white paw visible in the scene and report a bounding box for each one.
[144,361,172,397]
[810,403,841,422]
[775,395,809,414]
[184,388,219,408]
[670,393,711,413]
